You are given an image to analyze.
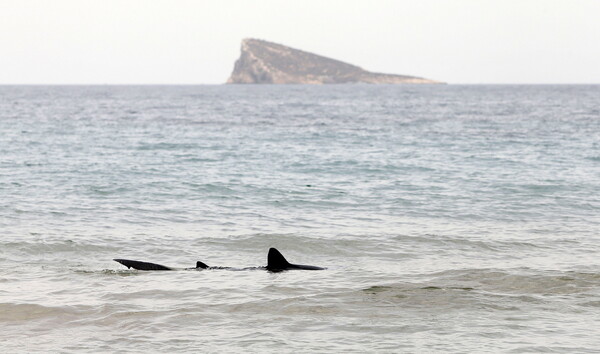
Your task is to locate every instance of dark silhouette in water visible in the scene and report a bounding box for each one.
[265,248,325,271]
[114,248,325,272]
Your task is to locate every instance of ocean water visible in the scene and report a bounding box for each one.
[1,84,599,353]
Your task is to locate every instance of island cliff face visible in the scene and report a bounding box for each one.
[227,38,442,84]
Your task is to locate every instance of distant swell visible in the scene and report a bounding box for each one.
[0,303,84,322]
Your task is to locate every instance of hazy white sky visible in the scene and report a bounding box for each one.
[1,0,599,84]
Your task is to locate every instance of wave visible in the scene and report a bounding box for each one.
[360,268,600,310]
[0,239,119,257]
[0,303,85,322]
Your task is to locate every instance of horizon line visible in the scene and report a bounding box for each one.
[1,83,599,86]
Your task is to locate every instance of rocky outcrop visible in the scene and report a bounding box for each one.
[227,38,442,84]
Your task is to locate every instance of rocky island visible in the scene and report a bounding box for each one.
[227,38,442,84]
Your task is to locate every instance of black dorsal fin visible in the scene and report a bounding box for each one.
[267,248,291,270]
[196,261,209,269]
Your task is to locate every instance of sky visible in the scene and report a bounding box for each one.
[1,0,599,84]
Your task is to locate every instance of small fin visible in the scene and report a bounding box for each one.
[196,261,209,269]
[266,248,291,271]
[114,259,172,271]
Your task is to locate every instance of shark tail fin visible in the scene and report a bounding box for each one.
[114,259,172,271]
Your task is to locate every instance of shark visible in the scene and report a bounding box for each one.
[114,247,325,272]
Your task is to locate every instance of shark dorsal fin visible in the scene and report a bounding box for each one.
[196,261,209,269]
[267,248,291,270]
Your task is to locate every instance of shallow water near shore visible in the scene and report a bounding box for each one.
[1,84,599,353]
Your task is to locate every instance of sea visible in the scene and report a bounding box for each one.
[1,84,599,353]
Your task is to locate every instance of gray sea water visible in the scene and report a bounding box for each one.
[1,85,599,353]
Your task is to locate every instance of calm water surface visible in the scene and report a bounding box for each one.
[1,85,599,352]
